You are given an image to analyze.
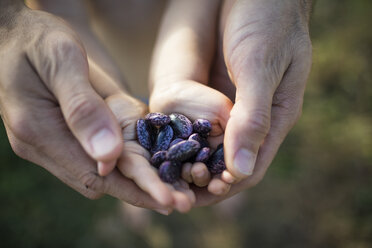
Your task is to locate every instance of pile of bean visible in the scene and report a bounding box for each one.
[136,113,225,184]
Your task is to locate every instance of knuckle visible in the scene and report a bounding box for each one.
[44,31,85,59]
[28,30,87,88]
[65,93,98,128]
[7,114,38,145]
[230,45,285,88]
[83,190,102,200]
[9,138,29,160]
[79,171,103,191]
[128,194,146,208]
[246,109,271,136]
[246,48,269,68]
[293,32,312,58]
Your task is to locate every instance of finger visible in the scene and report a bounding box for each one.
[51,126,168,210]
[3,121,103,199]
[223,38,288,179]
[117,141,174,207]
[4,108,167,211]
[26,33,123,170]
[221,170,239,184]
[24,107,166,210]
[207,175,231,196]
[194,53,312,207]
[174,180,196,205]
[162,182,194,213]
[97,160,116,176]
[170,187,194,213]
[181,162,193,183]
[103,94,174,207]
[191,162,211,187]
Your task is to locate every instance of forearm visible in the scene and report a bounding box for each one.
[149,0,221,92]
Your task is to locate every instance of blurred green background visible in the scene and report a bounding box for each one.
[1,0,372,247]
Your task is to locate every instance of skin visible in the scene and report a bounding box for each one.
[0,1,195,214]
[1,0,312,212]
[150,0,312,205]
[150,0,233,195]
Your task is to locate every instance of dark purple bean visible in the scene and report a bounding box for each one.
[169,138,184,147]
[145,112,170,127]
[188,133,209,148]
[195,147,211,163]
[193,119,212,135]
[150,151,167,168]
[159,161,181,183]
[169,113,193,139]
[207,144,226,174]
[136,119,153,150]
[152,125,173,153]
[167,140,200,162]
[217,143,223,150]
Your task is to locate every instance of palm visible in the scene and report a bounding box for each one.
[150,80,233,137]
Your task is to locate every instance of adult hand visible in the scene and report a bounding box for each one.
[0,5,133,203]
[216,0,312,183]
[195,0,313,206]
[0,4,123,176]
[0,4,195,214]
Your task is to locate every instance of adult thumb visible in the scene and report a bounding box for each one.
[224,79,274,179]
[27,32,123,175]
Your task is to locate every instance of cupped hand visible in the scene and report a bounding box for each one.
[150,79,233,195]
[0,5,123,175]
[0,5,194,214]
[98,71,196,212]
[192,0,313,206]
[150,0,312,207]
[214,0,312,184]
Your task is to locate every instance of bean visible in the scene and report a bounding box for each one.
[169,113,193,139]
[193,118,212,135]
[167,140,200,162]
[145,112,170,127]
[207,144,226,174]
[159,161,182,183]
[136,119,153,150]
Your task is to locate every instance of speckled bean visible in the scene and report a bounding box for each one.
[207,144,226,174]
[145,112,170,127]
[166,140,200,162]
[169,113,193,139]
[159,161,181,183]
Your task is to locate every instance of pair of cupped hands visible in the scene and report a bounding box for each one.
[0,0,312,214]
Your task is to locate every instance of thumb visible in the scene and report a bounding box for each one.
[27,32,122,175]
[224,81,274,179]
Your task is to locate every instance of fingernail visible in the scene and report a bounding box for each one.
[233,148,256,175]
[222,170,237,184]
[154,208,172,215]
[97,160,116,176]
[90,128,118,157]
